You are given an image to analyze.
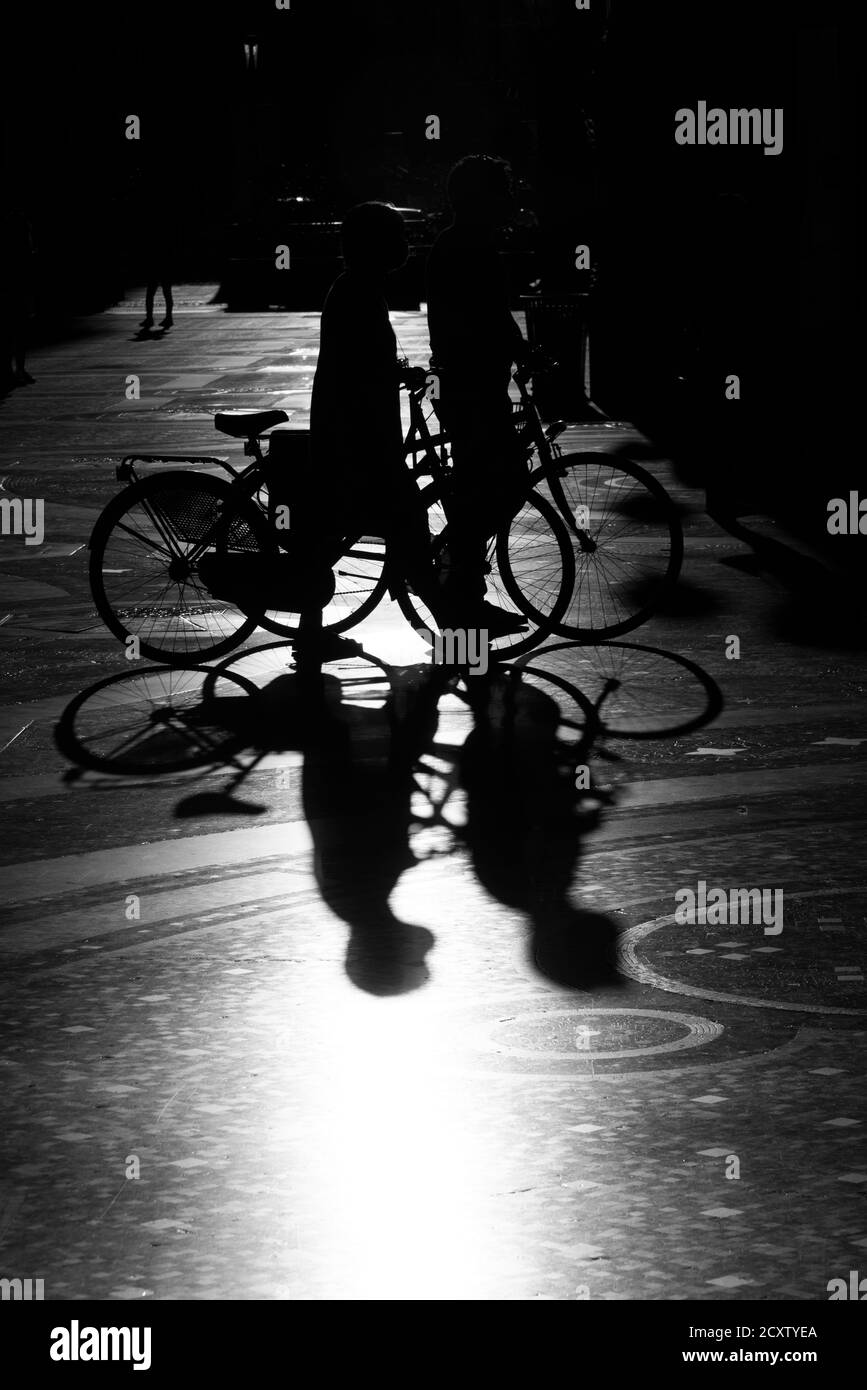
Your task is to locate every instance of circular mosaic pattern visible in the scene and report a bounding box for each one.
[618,888,867,1016]
[479,1007,723,1061]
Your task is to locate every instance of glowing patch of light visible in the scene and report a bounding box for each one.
[300,994,501,1298]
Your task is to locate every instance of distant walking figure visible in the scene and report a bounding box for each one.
[426,156,530,632]
[140,206,174,330]
[309,201,438,610]
[1,208,36,387]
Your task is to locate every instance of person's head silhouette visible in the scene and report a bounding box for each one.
[446,154,516,230]
[340,201,408,277]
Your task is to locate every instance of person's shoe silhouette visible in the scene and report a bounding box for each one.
[140,316,154,329]
[442,595,528,636]
[161,314,174,329]
[478,599,528,635]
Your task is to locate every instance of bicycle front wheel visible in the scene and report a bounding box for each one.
[527,452,683,640]
[89,472,268,663]
[394,485,573,660]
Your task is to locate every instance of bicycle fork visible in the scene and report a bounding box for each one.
[546,467,598,555]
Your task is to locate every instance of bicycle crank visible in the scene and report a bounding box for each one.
[168,556,194,582]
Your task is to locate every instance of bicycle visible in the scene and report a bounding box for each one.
[88,375,575,664]
[397,356,684,646]
[55,637,622,841]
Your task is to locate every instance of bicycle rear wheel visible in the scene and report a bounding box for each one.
[526,452,683,640]
[89,473,269,663]
[394,485,573,660]
[242,466,390,636]
[253,533,389,638]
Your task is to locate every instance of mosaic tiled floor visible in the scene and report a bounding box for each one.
[1,307,865,1300]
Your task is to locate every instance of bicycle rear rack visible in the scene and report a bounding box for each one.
[116,454,236,483]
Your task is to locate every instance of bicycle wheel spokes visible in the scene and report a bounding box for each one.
[257,534,389,637]
[56,666,257,775]
[493,492,574,656]
[91,474,263,663]
[395,487,572,661]
[532,453,683,640]
[324,535,387,628]
[396,529,537,658]
[495,495,572,629]
[506,660,596,749]
[515,640,722,740]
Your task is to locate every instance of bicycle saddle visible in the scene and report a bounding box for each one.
[214,409,289,438]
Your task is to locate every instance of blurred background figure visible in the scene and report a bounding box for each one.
[139,199,175,330]
[0,206,37,388]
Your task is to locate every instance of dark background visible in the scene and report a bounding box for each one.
[1,0,862,526]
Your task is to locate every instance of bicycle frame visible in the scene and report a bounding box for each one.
[103,365,586,610]
[512,370,599,551]
[405,367,595,554]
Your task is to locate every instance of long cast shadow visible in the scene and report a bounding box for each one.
[709,510,867,650]
[54,636,723,995]
[458,669,623,989]
[298,662,441,996]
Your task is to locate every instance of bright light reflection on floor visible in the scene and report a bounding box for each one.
[241,602,533,1295]
[295,993,508,1299]
[357,600,432,668]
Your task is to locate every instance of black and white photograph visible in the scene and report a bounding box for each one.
[1,0,865,1350]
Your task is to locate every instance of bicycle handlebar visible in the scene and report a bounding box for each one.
[399,356,560,396]
[514,350,559,385]
[399,365,429,391]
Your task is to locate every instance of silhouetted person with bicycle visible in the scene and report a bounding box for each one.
[426,156,530,634]
[308,201,442,635]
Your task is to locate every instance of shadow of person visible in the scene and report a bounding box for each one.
[710,509,867,650]
[299,665,441,996]
[458,670,623,990]
[167,655,437,993]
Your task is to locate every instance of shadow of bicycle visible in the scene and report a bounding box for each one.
[54,636,723,995]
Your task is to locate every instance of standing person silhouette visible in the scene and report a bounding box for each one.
[140,202,174,330]
[1,208,36,388]
[425,156,530,634]
[308,201,440,630]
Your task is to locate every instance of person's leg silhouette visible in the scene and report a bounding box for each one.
[142,282,156,329]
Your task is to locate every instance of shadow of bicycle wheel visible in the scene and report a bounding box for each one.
[511,639,723,740]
